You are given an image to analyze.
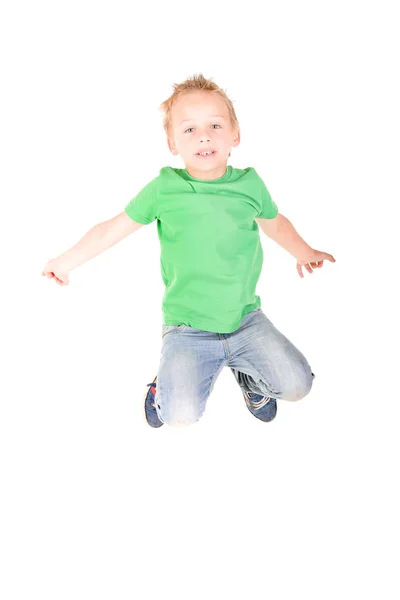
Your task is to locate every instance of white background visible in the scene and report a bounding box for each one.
[1,0,399,598]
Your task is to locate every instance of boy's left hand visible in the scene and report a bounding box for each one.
[296,249,336,278]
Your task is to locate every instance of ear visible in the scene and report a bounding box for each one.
[167,137,178,156]
[232,128,241,148]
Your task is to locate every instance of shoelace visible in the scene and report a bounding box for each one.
[247,392,272,410]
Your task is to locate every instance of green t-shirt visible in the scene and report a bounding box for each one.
[124,165,278,333]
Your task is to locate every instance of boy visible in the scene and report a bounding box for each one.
[42,73,335,428]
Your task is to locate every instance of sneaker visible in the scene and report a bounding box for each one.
[242,390,277,422]
[144,376,164,428]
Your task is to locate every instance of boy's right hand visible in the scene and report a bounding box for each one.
[42,259,70,286]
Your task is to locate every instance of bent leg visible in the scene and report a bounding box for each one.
[228,310,315,403]
[157,327,227,426]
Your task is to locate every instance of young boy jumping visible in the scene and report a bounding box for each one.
[42,73,335,428]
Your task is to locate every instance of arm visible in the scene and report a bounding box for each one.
[55,211,144,272]
[256,213,312,261]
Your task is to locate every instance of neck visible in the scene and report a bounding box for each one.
[185,164,228,180]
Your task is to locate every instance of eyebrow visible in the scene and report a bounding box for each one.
[179,114,226,125]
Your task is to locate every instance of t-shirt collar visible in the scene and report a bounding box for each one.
[182,165,232,183]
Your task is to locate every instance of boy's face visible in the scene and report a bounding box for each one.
[167,91,240,179]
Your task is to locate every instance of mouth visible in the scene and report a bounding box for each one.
[195,150,217,158]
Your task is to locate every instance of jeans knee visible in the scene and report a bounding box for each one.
[283,369,314,401]
[167,418,199,427]
[157,395,202,426]
[160,408,201,427]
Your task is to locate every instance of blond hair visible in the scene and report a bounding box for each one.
[159,73,240,140]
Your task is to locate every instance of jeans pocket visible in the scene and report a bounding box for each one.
[162,324,187,337]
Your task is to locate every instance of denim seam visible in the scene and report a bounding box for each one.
[205,359,229,401]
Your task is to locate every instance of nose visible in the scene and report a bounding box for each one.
[198,130,211,143]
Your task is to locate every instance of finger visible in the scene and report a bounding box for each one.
[304,263,313,274]
[297,263,303,278]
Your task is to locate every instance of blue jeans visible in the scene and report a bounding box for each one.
[156,308,315,426]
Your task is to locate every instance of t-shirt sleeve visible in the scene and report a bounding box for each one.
[124,176,159,224]
[257,175,279,219]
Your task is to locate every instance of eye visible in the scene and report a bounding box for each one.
[184,124,221,133]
